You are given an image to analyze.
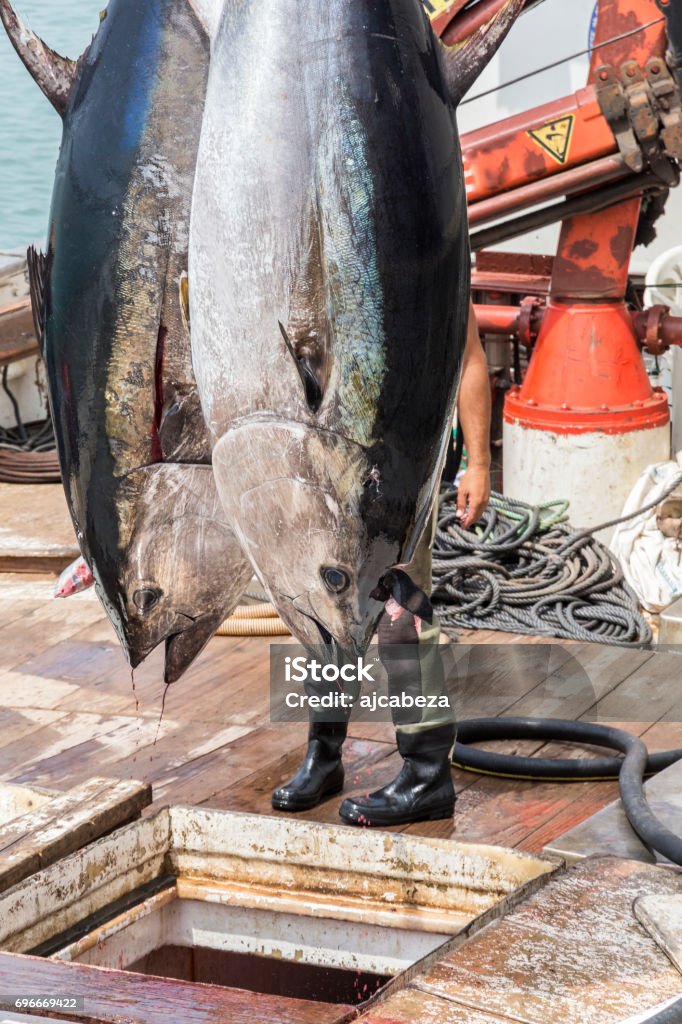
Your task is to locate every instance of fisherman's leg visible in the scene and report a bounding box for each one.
[272,669,357,813]
[339,512,456,827]
[271,717,348,812]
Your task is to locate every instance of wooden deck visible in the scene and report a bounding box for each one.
[0,484,79,572]
[0,562,679,853]
[2,484,682,1024]
[0,482,678,851]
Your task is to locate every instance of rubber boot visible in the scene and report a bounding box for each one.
[338,723,455,827]
[272,720,347,812]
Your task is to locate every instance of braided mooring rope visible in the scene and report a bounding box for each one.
[432,487,661,647]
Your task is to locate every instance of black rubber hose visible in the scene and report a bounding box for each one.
[454,718,682,864]
[454,718,682,780]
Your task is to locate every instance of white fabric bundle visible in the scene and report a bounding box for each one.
[610,453,682,613]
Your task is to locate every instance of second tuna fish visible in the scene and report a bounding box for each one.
[1,0,252,681]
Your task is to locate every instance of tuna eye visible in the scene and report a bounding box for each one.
[321,567,350,595]
[133,587,161,612]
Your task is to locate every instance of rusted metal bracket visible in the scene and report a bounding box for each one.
[596,66,644,171]
[632,303,682,354]
[596,55,682,185]
[642,302,670,355]
[657,0,682,94]
[647,57,682,159]
[517,296,543,350]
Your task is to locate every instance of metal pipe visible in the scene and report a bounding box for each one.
[632,307,682,353]
[442,0,509,46]
[469,173,665,250]
[467,154,629,227]
[461,85,610,206]
[474,305,521,334]
[436,0,543,44]
[474,304,682,352]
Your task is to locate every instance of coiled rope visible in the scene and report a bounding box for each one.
[218,599,289,637]
[432,480,682,646]
[0,367,60,484]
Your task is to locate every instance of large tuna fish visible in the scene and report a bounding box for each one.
[1,0,251,682]
[189,0,522,651]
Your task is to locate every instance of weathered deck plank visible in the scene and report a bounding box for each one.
[0,778,150,892]
[0,486,79,572]
[359,988,517,1023]
[406,858,682,1024]
[0,952,351,1024]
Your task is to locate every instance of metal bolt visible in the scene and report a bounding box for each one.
[527,398,537,406]
[561,403,571,410]
[600,404,609,411]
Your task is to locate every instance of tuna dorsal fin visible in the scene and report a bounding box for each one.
[278,211,330,414]
[438,0,524,107]
[0,0,78,115]
[27,246,47,355]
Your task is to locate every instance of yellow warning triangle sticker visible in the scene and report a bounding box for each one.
[527,115,575,165]
[421,0,449,16]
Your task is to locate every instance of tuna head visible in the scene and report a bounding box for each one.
[93,464,252,684]
[212,422,391,654]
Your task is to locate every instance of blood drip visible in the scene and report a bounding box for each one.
[131,668,139,713]
[154,682,170,746]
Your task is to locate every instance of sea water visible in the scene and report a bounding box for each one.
[0,0,101,253]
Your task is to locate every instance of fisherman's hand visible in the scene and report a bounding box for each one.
[456,464,491,527]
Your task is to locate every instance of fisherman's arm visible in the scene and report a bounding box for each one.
[456,304,491,527]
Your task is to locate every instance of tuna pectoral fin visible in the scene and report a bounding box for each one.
[278,208,330,414]
[0,0,79,115]
[278,321,325,413]
[438,0,524,106]
[27,246,47,354]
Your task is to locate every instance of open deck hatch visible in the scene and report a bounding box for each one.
[0,807,559,1014]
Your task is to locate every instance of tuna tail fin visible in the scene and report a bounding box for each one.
[27,246,47,356]
[0,0,78,115]
[438,0,525,107]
